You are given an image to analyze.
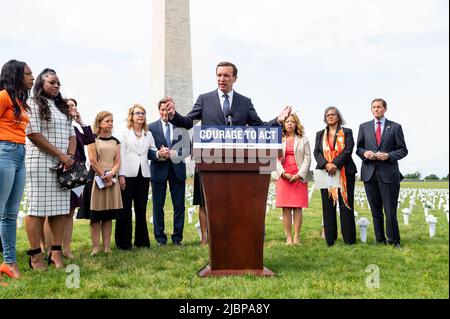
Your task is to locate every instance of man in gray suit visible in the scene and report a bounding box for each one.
[356,98,408,248]
[167,61,291,244]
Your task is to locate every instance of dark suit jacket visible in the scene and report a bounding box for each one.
[314,127,357,175]
[148,120,187,184]
[170,90,280,129]
[356,119,408,183]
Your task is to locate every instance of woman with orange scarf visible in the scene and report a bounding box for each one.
[314,107,357,247]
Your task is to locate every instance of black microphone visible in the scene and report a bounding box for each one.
[226,111,233,126]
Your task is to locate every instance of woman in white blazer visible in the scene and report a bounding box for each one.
[116,104,157,250]
[272,113,311,245]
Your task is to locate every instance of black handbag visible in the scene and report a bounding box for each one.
[51,161,91,191]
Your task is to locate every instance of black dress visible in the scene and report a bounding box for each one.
[70,125,95,209]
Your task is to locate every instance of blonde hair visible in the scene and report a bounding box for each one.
[282,113,305,138]
[126,104,148,133]
[93,111,113,135]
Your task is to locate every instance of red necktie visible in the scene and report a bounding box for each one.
[376,121,382,146]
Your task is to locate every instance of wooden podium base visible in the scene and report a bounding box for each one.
[198,265,275,277]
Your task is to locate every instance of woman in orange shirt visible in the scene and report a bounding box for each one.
[0,60,34,280]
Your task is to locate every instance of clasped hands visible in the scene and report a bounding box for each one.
[101,171,115,188]
[364,151,390,161]
[157,146,175,160]
[325,163,338,176]
[282,172,302,183]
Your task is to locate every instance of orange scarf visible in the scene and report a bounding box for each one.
[322,128,350,209]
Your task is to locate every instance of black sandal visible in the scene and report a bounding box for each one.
[26,248,43,269]
[48,246,62,265]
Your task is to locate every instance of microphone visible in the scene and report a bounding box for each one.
[226,112,233,126]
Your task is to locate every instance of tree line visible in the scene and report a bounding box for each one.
[403,171,449,181]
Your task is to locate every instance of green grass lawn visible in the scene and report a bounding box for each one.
[1,181,448,299]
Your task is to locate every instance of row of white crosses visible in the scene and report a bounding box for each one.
[183,184,205,239]
[185,184,194,206]
[148,194,153,224]
[266,183,277,213]
[17,193,29,228]
[416,188,449,237]
[188,184,449,242]
[183,184,204,239]
[355,186,449,240]
[355,187,368,209]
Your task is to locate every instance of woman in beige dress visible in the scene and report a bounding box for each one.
[79,111,123,255]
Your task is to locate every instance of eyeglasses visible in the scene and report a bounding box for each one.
[133,112,146,116]
[326,113,337,117]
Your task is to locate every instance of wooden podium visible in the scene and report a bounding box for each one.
[194,126,281,277]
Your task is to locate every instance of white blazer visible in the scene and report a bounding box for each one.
[272,135,311,181]
[119,129,157,178]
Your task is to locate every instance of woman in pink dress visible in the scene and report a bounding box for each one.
[273,114,311,245]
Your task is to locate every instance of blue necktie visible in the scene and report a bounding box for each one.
[165,123,172,148]
[223,94,230,120]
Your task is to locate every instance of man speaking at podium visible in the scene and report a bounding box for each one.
[167,61,291,245]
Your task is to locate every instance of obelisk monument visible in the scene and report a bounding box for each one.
[150,0,193,119]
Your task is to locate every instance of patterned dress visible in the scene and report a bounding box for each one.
[25,98,75,217]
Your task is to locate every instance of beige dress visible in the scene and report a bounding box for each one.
[90,137,123,213]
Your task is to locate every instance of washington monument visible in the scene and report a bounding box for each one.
[150,0,193,119]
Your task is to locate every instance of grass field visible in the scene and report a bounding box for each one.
[0,181,448,299]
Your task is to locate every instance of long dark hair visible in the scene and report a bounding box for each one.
[0,59,31,120]
[32,68,69,121]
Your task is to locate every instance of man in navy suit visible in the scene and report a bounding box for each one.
[148,98,189,246]
[167,61,292,245]
[356,98,408,248]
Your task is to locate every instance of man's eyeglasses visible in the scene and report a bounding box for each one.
[133,112,146,116]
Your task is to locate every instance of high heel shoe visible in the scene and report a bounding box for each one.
[48,246,63,268]
[0,262,20,279]
[0,263,14,278]
[27,248,47,271]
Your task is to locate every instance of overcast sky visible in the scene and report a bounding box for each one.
[1,0,448,177]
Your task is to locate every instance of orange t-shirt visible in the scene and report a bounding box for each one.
[0,89,29,144]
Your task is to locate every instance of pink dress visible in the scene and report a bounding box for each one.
[275,137,309,208]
